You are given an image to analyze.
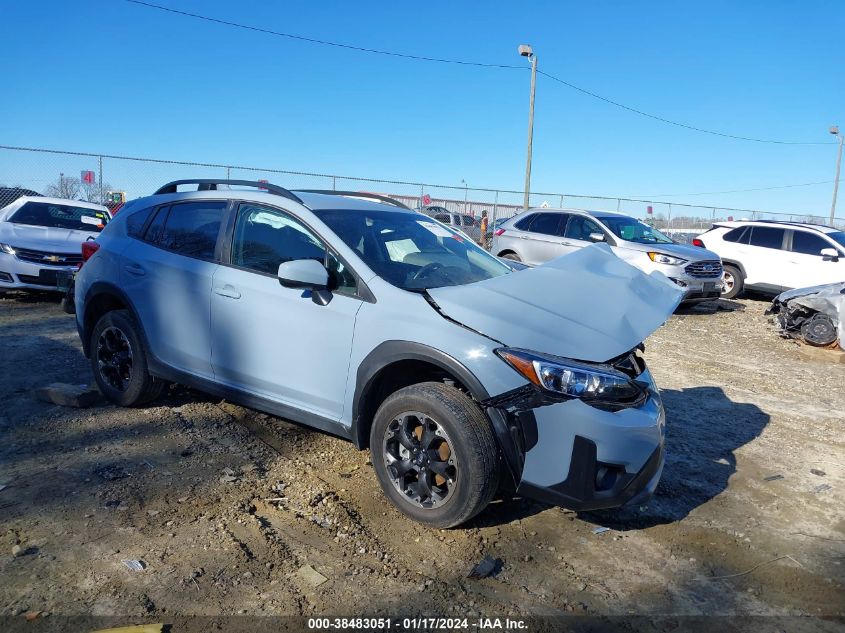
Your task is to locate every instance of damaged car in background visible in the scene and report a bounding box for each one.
[72,179,683,528]
[768,282,845,349]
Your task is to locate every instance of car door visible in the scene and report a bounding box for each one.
[119,200,227,379]
[734,225,787,290]
[783,229,845,289]
[560,214,606,256]
[520,212,568,265]
[210,202,363,421]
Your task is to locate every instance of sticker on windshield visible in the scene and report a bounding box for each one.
[417,221,456,238]
[80,216,101,226]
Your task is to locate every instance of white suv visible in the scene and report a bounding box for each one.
[694,221,845,299]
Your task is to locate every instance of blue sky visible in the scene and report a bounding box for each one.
[1,0,843,216]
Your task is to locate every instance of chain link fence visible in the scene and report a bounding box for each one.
[1,144,842,250]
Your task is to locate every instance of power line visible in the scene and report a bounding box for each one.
[122,0,524,69]
[537,70,834,146]
[632,179,837,198]
[124,0,835,146]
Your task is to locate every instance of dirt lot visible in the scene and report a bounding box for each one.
[0,292,843,628]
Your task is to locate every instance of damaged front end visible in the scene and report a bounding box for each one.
[767,282,845,349]
[482,345,666,512]
[426,245,681,512]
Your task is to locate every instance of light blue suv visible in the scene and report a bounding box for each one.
[73,179,682,527]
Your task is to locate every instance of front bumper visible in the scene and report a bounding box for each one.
[486,368,666,511]
[665,274,722,303]
[0,252,76,293]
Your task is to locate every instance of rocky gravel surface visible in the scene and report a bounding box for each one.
[0,292,842,628]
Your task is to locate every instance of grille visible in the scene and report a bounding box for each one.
[12,246,82,266]
[684,260,723,278]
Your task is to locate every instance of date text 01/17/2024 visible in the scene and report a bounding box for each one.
[307,617,528,630]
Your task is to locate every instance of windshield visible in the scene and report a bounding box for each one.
[828,231,845,250]
[597,215,673,244]
[9,201,109,232]
[312,209,512,291]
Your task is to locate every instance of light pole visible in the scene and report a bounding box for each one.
[519,44,537,212]
[830,126,844,224]
[461,179,469,214]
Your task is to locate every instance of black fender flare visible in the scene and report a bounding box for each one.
[80,282,147,357]
[351,341,523,485]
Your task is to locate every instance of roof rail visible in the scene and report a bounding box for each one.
[294,189,411,210]
[749,219,832,229]
[153,179,303,204]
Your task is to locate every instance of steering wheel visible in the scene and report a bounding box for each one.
[412,262,445,281]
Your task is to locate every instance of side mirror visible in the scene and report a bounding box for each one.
[278,259,329,289]
[588,232,606,243]
[820,248,840,262]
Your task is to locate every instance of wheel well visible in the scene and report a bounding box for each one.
[82,292,128,356]
[496,249,516,257]
[355,359,468,449]
[721,260,746,278]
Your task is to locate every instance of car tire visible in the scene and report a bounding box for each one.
[90,309,165,406]
[500,252,521,262]
[370,381,500,528]
[721,264,744,299]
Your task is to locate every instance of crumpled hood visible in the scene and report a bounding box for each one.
[0,223,99,253]
[427,244,684,362]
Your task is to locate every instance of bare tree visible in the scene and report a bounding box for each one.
[80,180,115,204]
[44,175,116,204]
[45,174,80,200]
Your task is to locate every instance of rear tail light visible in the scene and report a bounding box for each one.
[692,238,705,247]
[80,241,100,268]
[494,228,506,236]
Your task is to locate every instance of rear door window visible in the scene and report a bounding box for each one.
[529,213,565,237]
[433,213,451,224]
[791,231,831,256]
[748,226,785,250]
[156,201,227,260]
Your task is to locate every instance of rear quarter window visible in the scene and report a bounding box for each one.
[513,214,535,230]
[126,207,155,238]
[722,227,748,243]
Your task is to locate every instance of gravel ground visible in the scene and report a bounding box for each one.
[0,292,842,628]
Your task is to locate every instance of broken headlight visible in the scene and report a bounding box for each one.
[496,348,648,410]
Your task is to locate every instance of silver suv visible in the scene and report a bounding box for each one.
[493,208,724,303]
[73,180,682,527]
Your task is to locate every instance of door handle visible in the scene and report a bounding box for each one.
[213,285,241,299]
[124,263,146,277]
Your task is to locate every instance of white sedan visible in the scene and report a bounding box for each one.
[0,196,111,292]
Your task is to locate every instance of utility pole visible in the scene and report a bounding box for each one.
[519,44,537,212]
[830,126,843,224]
